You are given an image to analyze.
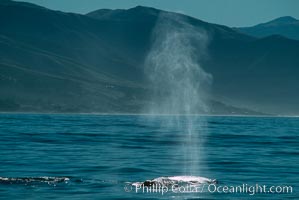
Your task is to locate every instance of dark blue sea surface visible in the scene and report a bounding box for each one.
[0,114,298,199]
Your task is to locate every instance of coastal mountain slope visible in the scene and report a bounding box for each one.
[1,0,299,115]
[0,0,148,112]
[236,16,299,40]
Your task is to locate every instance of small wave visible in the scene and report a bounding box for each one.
[0,177,70,185]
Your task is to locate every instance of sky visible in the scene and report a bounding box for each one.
[16,0,299,27]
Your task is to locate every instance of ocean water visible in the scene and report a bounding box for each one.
[0,114,298,199]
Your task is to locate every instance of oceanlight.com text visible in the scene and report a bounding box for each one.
[124,183,293,196]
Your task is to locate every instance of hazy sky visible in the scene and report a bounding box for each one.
[17,0,299,27]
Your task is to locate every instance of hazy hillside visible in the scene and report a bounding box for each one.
[1,0,299,115]
[0,0,148,113]
[236,16,299,40]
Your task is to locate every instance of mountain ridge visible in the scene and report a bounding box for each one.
[236,16,299,40]
[1,1,299,114]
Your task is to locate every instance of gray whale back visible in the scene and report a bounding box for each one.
[133,176,217,187]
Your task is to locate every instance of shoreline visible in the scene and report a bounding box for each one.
[0,111,298,118]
